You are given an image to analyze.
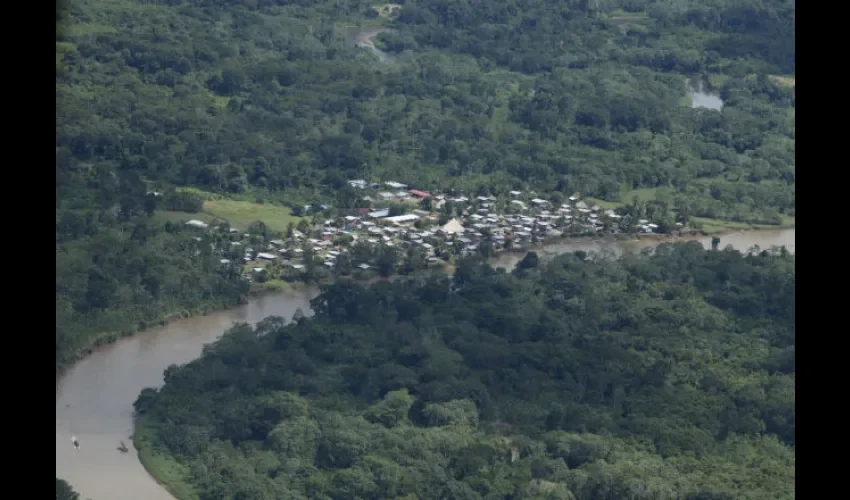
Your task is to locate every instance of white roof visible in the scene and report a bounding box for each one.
[440,218,465,235]
[256,252,277,260]
[386,214,420,224]
[186,220,208,228]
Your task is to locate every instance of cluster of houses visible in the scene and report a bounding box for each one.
[184,182,669,282]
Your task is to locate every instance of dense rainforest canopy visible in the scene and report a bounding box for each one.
[55,0,794,372]
[136,242,795,500]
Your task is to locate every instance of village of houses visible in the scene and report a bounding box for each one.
[184,180,668,283]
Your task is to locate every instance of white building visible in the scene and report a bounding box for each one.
[385,214,420,224]
[369,209,390,219]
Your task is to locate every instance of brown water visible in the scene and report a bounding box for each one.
[55,289,316,500]
[56,229,793,500]
[490,228,795,270]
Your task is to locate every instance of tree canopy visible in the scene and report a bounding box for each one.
[56,0,795,371]
[56,478,80,500]
[136,243,795,500]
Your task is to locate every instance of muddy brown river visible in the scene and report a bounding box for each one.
[56,229,793,500]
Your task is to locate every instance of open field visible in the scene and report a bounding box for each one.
[153,189,302,233]
[203,199,301,233]
[693,215,795,234]
[151,210,217,226]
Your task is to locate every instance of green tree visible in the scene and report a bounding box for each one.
[364,389,415,428]
[56,478,80,500]
[376,245,398,277]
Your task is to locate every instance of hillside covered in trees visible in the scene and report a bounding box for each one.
[56,0,794,369]
[135,242,795,500]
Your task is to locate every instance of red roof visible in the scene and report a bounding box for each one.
[408,189,431,198]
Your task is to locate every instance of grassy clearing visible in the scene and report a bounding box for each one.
[769,75,795,88]
[203,199,302,233]
[585,197,621,210]
[692,215,795,234]
[151,210,216,226]
[164,188,306,231]
[135,417,200,500]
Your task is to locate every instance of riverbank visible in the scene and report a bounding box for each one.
[60,222,795,380]
[56,295,250,380]
[493,221,796,259]
[134,417,199,500]
[55,227,793,500]
[129,226,796,500]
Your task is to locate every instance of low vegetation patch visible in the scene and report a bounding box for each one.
[769,75,796,87]
[134,417,200,500]
[203,199,302,233]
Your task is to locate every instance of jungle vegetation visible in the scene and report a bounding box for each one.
[136,242,795,500]
[56,0,794,370]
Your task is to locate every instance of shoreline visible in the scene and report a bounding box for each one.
[497,222,796,257]
[128,223,795,499]
[134,417,198,500]
[58,223,795,382]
